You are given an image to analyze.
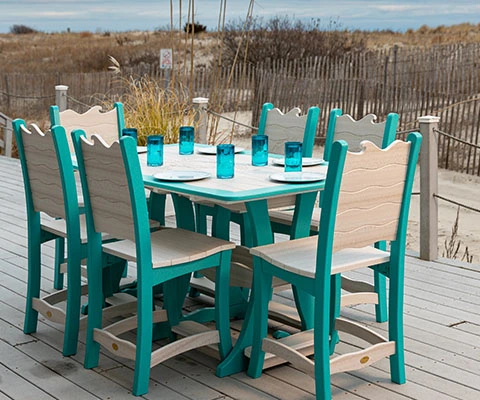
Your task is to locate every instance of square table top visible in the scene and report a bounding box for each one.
[141,144,327,207]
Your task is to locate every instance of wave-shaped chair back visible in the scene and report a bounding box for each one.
[73,133,138,242]
[14,122,66,219]
[324,110,399,161]
[50,103,125,152]
[319,132,421,257]
[257,103,319,157]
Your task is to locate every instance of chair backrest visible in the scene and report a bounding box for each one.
[317,133,422,273]
[12,120,81,233]
[257,103,320,157]
[50,103,125,152]
[72,132,148,246]
[323,109,399,161]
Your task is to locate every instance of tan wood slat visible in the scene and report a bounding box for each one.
[150,329,220,368]
[263,108,307,155]
[102,228,235,268]
[341,293,379,307]
[330,342,396,376]
[260,337,315,377]
[60,106,119,152]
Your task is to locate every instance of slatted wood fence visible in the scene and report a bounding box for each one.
[1,43,479,174]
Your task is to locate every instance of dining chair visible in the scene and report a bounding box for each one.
[48,103,124,289]
[50,103,125,151]
[195,103,320,244]
[12,120,127,357]
[72,131,235,396]
[269,109,399,323]
[257,102,320,157]
[247,133,422,399]
[190,103,320,319]
[50,102,166,286]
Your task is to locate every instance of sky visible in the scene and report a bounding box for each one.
[1,1,480,34]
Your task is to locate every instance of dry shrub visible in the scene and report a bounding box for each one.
[442,207,474,263]
[221,16,366,67]
[10,24,38,34]
[115,73,196,145]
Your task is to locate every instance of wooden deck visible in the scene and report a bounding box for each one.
[1,154,479,400]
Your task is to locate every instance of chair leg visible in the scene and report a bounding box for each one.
[388,258,406,384]
[84,247,105,369]
[329,274,341,355]
[215,250,233,359]
[53,237,65,290]
[314,294,333,400]
[374,271,388,322]
[63,244,82,356]
[374,241,388,323]
[247,261,273,379]
[132,279,154,397]
[24,228,42,334]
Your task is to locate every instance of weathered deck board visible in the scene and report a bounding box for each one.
[1,154,479,399]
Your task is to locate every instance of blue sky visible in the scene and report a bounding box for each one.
[1,1,480,33]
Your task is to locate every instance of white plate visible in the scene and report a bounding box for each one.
[272,157,324,167]
[269,172,326,183]
[153,171,211,182]
[137,146,147,154]
[196,145,245,155]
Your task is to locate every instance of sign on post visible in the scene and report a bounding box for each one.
[160,49,173,69]
[160,48,173,89]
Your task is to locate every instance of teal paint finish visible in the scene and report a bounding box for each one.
[245,133,422,399]
[74,133,234,396]
[13,120,86,356]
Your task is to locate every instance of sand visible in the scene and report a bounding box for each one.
[216,111,480,265]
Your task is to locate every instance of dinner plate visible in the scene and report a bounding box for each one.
[271,157,324,167]
[153,171,211,182]
[269,172,326,183]
[196,145,245,155]
[137,146,147,154]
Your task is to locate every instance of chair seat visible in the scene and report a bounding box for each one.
[41,214,160,244]
[101,228,235,268]
[269,208,321,232]
[41,213,113,243]
[250,236,390,278]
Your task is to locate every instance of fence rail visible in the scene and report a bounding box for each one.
[1,43,480,175]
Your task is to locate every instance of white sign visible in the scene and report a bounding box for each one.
[160,49,173,69]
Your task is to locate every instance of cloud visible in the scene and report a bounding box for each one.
[38,11,81,17]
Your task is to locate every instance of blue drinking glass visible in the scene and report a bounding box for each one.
[284,141,302,172]
[251,134,269,166]
[216,144,235,179]
[179,126,195,155]
[147,135,164,167]
[122,128,138,144]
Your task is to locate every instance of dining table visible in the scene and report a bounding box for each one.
[140,143,327,376]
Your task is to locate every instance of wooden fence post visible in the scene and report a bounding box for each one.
[418,115,440,261]
[55,85,68,111]
[0,112,13,157]
[193,97,209,144]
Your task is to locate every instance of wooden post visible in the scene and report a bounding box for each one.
[0,112,13,157]
[418,115,440,261]
[193,97,209,144]
[55,85,68,111]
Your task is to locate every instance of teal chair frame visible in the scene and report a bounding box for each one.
[13,119,86,356]
[73,131,234,396]
[325,109,399,323]
[49,102,166,287]
[247,133,422,399]
[270,109,399,323]
[49,102,125,289]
